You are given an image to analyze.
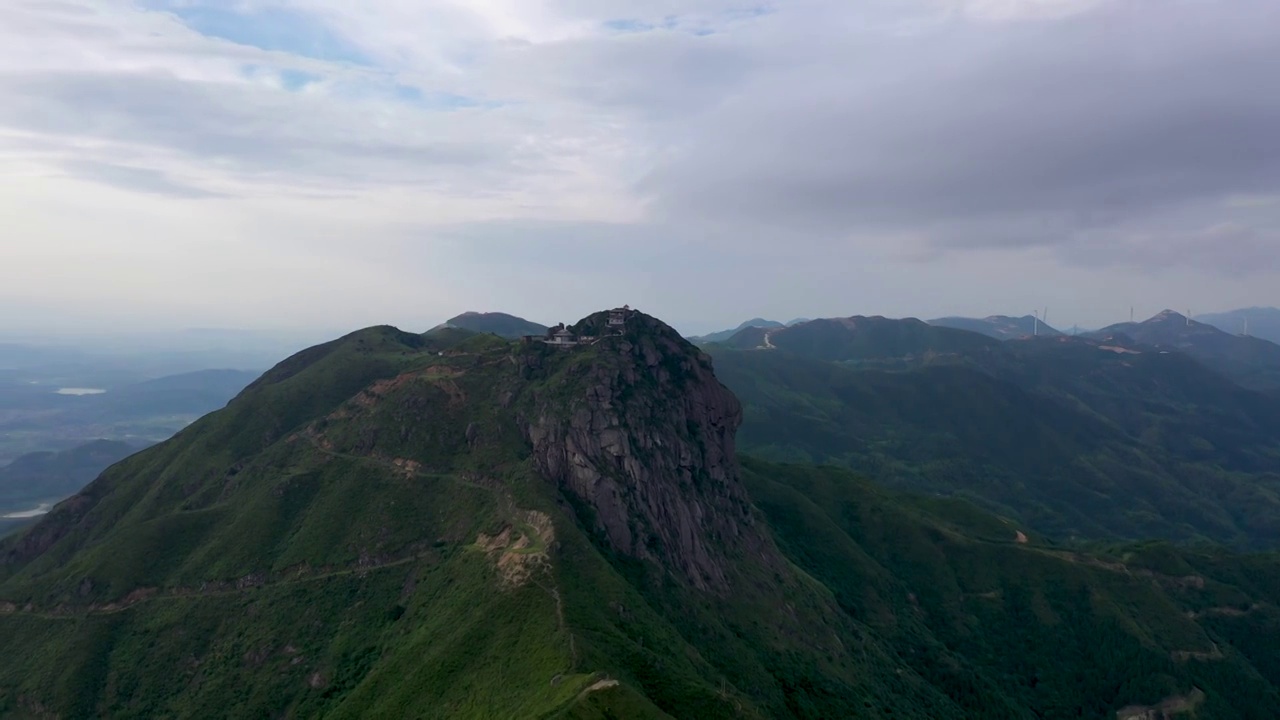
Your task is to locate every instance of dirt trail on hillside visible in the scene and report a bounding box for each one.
[0,553,426,619]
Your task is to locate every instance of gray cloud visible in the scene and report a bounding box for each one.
[2,0,1279,334]
[634,0,1280,273]
[1062,221,1280,277]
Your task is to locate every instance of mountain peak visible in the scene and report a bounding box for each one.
[689,317,784,344]
[524,308,774,590]
[440,311,548,339]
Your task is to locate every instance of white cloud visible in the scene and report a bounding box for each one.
[0,0,1277,333]
[952,0,1108,22]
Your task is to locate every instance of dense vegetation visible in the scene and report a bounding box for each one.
[2,311,1280,717]
[710,320,1280,547]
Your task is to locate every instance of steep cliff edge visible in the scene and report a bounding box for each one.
[519,310,774,591]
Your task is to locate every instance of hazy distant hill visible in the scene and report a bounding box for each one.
[1088,310,1280,390]
[724,316,1001,364]
[0,330,316,382]
[439,311,548,339]
[691,318,785,344]
[929,315,1063,340]
[0,439,141,510]
[94,369,260,417]
[0,368,258,463]
[1199,307,1280,345]
[7,310,1280,717]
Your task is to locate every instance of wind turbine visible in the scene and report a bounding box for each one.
[1032,310,1039,337]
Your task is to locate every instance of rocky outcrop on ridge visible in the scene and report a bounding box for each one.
[520,310,775,592]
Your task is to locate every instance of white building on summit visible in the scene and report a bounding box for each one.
[608,306,631,326]
[549,328,578,346]
[524,308,634,347]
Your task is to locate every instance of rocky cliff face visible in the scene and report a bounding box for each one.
[520,310,774,592]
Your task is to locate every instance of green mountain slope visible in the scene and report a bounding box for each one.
[3,310,1280,718]
[0,316,941,718]
[741,458,1280,719]
[709,330,1280,547]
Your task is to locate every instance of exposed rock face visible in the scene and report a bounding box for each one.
[523,311,771,592]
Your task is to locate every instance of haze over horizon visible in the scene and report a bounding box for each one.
[3,0,1278,336]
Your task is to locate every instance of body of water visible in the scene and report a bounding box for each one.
[55,388,107,396]
[1,502,52,519]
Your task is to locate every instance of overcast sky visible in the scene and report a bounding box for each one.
[2,0,1277,336]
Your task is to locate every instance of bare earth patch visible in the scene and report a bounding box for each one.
[1116,688,1205,719]
[475,510,555,588]
[585,679,619,693]
[390,458,422,477]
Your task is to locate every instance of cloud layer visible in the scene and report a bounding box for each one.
[1,0,1278,333]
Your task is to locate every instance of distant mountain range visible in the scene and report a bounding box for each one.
[1087,309,1280,390]
[9,310,1280,716]
[929,315,1063,340]
[689,318,819,344]
[0,368,258,464]
[722,315,1001,364]
[691,318,786,344]
[1198,307,1280,345]
[709,312,1280,546]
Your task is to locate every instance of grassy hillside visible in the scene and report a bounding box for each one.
[741,458,1280,719]
[0,317,935,718]
[711,345,1280,547]
[3,312,1280,717]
